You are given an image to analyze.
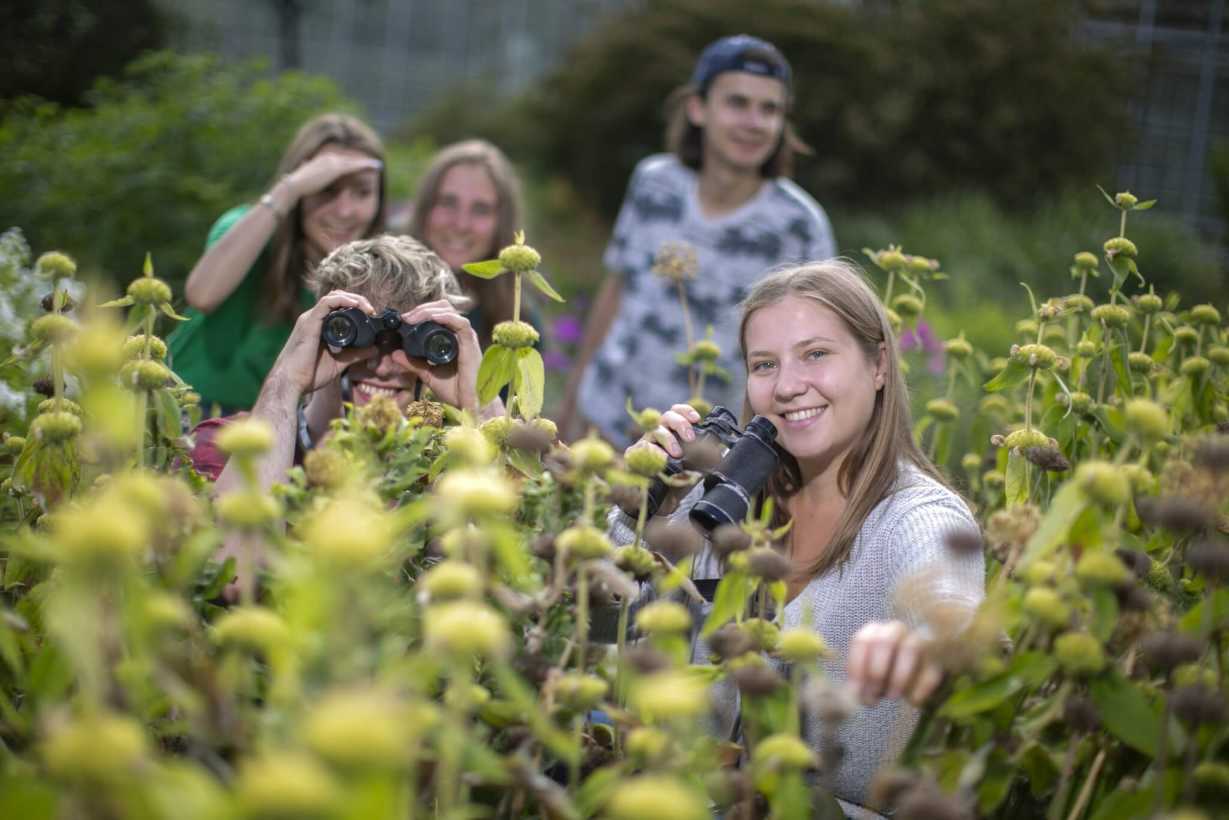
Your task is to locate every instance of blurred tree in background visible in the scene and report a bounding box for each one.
[1,0,166,106]
[0,52,352,294]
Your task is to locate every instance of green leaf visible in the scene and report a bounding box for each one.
[1017,480,1087,569]
[1133,199,1157,210]
[143,252,154,276]
[0,775,58,820]
[527,269,564,302]
[940,652,1055,720]
[1089,586,1119,642]
[702,570,753,637]
[506,446,542,478]
[1005,450,1028,507]
[461,259,504,279]
[1089,671,1161,756]
[159,302,188,321]
[1088,788,1154,820]
[99,295,135,309]
[1095,184,1117,208]
[1180,587,1229,634]
[154,387,182,441]
[476,345,516,405]
[514,347,545,419]
[983,358,1030,392]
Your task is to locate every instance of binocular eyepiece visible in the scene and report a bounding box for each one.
[640,405,782,533]
[321,307,458,366]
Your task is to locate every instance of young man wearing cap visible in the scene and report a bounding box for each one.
[559,34,836,445]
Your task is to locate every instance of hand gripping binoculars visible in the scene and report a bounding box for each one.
[643,405,783,533]
[321,307,458,366]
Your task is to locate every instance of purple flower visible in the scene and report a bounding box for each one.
[542,350,573,373]
[899,320,946,375]
[551,314,583,346]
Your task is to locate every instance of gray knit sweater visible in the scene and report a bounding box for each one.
[609,464,985,817]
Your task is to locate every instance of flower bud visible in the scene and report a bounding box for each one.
[979,394,1009,415]
[1127,351,1153,374]
[213,606,289,651]
[425,601,511,659]
[302,448,350,490]
[689,338,721,361]
[479,416,512,447]
[301,493,394,567]
[631,671,709,721]
[43,712,147,784]
[1012,343,1057,370]
[1171,331,1201,355]
[1075,339,1099,357]
[754,734,815,770]
[943,336,973,359]
[960,453,981,473]
[121,359,171,390]
[1022,560,1056,585]
[1114,192,1138,208]
[1121,399,1167,441]
[305,688,421,770]
[625,442,667,477]
[635,601,692,635]
[31,411,82,443]
[926,398,959,422]
[217,489,282,530]
[36,251,77,279]
[1054,631,1105,676]
[435,468,517,520]
[235,752,340,818]
[1103,236,1138,259]
[982,470,1004,489]
[1190,304,1220,325]
[217,417,275,458]
[497,243,541,273]
[491,320,539,349]
[742,618,781,652]
[776,628,828,664]
[3,435,26,455]
[122,334,168,361]
[1015,319,1038,338]
[1073,251,1098,269]
[421,560,483,600]
[1208,346,1229,367]
[625,727,670,763]
[1122,464,1156,494]
[1076,461,1130,507]
[556,524,613,561]
[570,435,615,474]
[1023,587,1070,628]
[1063,293,1094,314]
[1181,356,1211,377]
[1135,293,1163,314]
[1076,551,1131,587]
[554,673,609,710]
[884,308,902,335]
[1091,304,1131,327]
[127,277,172,306]
[606,776,708,820]
[615,544,656,580]
[892,294,923,319]
[31,313,81,346]
[875,248,907,272]
[1002,428,1050,451]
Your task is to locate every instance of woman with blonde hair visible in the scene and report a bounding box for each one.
[169,113,387,412]
[406,139,526,346]
[613,259,984,816]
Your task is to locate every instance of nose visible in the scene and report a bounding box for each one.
[334,187,360,219]
[369,349,400,378]
[772,360,807,403]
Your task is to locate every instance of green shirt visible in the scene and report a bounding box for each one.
[167,205,314,411]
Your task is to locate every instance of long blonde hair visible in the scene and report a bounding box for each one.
[738,259,951,578]
[266,113,387,323]
[407,139,525,345]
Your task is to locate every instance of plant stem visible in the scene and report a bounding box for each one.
[1120,209,1127,238]
[1024,369,1037,430]
[1065,745,1106,820]
[884,271,896,306]
[1048,732,1081,820]
[575,564,589,672]
[513,272,522,324]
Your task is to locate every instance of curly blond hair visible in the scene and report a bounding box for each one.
[307,234,471,313]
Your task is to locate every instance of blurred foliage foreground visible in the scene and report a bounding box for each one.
[1,185,1229,820]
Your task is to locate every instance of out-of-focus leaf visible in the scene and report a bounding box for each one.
[476,345,516,405]
[1089,671,1161,756]
[515,347,545,419]
[461,259,504,278]
[527,269,564,302]
[1018,481,1086,569]
[702,569,753,637]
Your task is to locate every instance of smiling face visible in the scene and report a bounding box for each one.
[300,145,382,262]
[345,343,420,410]
[423,162,500,270]
[687,71,787,176]
[744,295,886,481]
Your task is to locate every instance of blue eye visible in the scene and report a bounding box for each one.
[807,349,827,361]
[750,360,775,373]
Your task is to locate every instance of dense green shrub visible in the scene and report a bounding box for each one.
[415,0,1131,222]
[0,51,353,295]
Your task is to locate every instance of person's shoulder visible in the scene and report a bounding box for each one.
[630,154,691,186]
[867,464,974,534]
[765,177,830,225]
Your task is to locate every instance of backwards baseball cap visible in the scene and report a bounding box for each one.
[690,34,792,96]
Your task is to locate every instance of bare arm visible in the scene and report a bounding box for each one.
[558,273,623,439]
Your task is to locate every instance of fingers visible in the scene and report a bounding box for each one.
[314,289,376,318]
[291,153,383,197]
[848,620,926,706]
[648,405,700,458]
[907,661,945,707]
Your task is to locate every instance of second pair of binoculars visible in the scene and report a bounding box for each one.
[628,405,784,534]
[321,307,458,366]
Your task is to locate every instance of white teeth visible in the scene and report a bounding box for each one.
[357,383,398,398]
[783,407,823,421]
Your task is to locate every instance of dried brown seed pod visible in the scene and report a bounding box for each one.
[1139,631,1203,674]
[1063,695,1101,733]
[1187,539,1229,583]
[643,519,704,562]
[32,377,54,397]
[1115,548,1152,578]
[608,484,643,516]
[747,547,791,582]
[867,768,919,812]
[944,527,984,556]
[712,524,752,557]
[895,783,972,820]
[1193,436,1229,473]
[1023,445,1071,472]
[624,646,671,676]
[1115,582,1153,613]
[708,624,754,661]
[1136,495,1215,533]
[506,422,553,453]
[680,436,723,472]
[731,664,783,697]
[1172,684,1227,728]
[532,534,556,561]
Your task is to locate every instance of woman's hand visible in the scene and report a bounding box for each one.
[632,402,702,460]
[280,152,383,203]
[268,290,377,398]
[847,620,944,707]
[397,300,482,414]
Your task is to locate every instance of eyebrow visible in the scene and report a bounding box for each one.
[746,336,836,358]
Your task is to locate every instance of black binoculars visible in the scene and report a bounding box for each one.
[642,405,782,533]
[321,307,458,366]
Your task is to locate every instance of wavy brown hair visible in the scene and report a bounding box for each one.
[738,259,952,579]
[266,113,387,323]
[307,234,470,314]
[407,139,525,345]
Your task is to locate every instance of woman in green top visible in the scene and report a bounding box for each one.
[168,113,387,412]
